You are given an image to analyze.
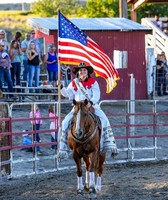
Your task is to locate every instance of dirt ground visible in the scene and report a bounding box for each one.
[1,160,168,200]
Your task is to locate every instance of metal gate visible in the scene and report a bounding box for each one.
[1,99,168,179]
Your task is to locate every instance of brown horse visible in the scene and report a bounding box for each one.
[68,99,106,199]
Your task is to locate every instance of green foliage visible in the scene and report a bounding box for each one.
[134,4,168,23]
[32,0,81,17]
[85,0,119,18]
[31,0,56,17]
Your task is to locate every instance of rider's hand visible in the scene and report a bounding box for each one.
[57,80,63,89]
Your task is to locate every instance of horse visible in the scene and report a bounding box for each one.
[68,99,106,199]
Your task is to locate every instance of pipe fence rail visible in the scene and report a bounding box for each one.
[1,99,168,179]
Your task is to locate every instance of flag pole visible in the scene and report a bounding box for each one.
[57,10,62,137]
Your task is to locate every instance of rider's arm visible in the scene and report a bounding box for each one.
[61,82,74,100]
[90,81,100,105]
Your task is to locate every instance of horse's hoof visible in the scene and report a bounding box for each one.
[89,187,97,199]
[95,185,101,192]
[77,189,83,195]
[90,198,97,200]
[84,183,89,191]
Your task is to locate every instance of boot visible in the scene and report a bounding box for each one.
[58,130,69,159]
[102,126,118,157]
[0,89,3,99]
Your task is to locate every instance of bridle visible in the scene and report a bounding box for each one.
[71,102,99,145]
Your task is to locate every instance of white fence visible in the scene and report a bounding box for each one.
[1,99,168,179]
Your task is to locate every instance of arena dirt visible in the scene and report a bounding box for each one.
[1,161,168,200]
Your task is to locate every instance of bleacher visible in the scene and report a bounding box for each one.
[1,73,59,102]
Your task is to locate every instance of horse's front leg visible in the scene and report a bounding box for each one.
[88,150,98,199]
[83,156,90,191]
[73,150,84,195]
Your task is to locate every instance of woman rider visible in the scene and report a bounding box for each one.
[58,62,118,158]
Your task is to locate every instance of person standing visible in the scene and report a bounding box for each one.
[9,40,22,89]
[44,44,58,86]
[0,41,16,99]
[21,32,31,82]
[0,29,9,52]
[61,64,71,87]
[156,53,168,96]
[153,14,163,29]
[48,105,58,150]
[30,30,41,57]
[27,41,42,93]
[13,31,22,44]
[0,30,9,88]
[29,104,42,155]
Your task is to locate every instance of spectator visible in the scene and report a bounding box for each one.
[153,14,162,29]
[0,29,9,52]
[156,53,168,96]
[0,41,17,99]
[61,64,71,87]
[44,44,58,86]
[48,104,58,150]
[21,130,33,152]
[160,52,168,91]
[30,30,41,57]
[27,41,42,93]
[21,32,31,82]
[29,104,42,155]
[13,31,23,66]
[0,30,9,88]
[163,27,168,36]
[13,31,22,44]
[9,40,22,89]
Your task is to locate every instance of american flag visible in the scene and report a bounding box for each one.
[58,11,119,93]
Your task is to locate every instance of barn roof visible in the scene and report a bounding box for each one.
[27,17,151,35]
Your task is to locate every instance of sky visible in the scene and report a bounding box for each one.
[0,0,36,4]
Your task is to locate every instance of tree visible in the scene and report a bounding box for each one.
[137,4,168,23]
[85,0,119,18]
[32,0,80,17]
[31,0,167,21]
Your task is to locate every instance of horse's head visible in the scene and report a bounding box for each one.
[72,99,90,139]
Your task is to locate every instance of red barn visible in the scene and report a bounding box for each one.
[28,17,151,100]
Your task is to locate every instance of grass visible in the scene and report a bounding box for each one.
[0,11,39,34]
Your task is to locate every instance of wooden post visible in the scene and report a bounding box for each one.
[0,104,11,176]
[131,4,137,21]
